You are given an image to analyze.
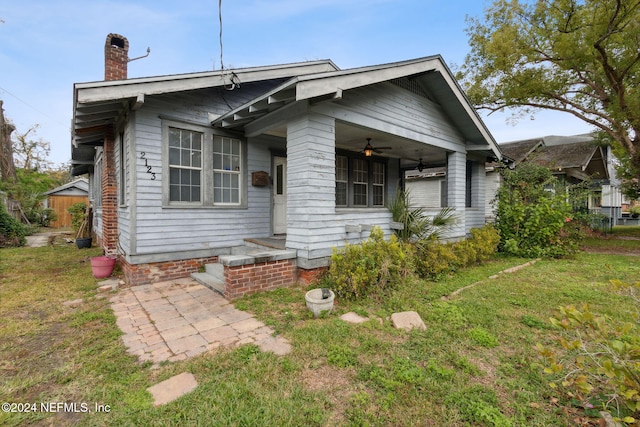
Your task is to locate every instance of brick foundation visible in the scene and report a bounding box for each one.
[120,256,218,286]
[297,266,328,285]
[224,259,297,300]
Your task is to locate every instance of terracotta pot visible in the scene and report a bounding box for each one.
[90,256,116,278]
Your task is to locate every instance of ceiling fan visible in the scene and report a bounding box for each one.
[362,138,392,157]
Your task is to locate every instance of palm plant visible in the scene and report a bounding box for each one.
[387,189,457,242]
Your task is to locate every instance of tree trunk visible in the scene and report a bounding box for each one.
[0,100,17,182]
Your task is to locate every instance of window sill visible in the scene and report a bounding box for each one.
[162,204,248,210]
[336,207,388,214]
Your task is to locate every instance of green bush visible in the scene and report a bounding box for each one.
[495,163,584,258]
[327,227,413,300]
[538,279,640,423]
[67,202,87,231]
[0,201,28,247]
[414,225,500,280]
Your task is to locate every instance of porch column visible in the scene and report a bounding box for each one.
[447,151,466,238]
[286,113,336,268]
[101,127,118,256]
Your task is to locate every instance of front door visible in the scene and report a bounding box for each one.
[272,156,287,234]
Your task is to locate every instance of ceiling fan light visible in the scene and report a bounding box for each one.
[364,143,374,157]
[364,138,374,157]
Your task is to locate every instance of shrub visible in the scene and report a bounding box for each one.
[538,279,640,423]
[495,163,584,258]
[67,202,87,231]
[327,227,413,300]
[414,225,500,280]
[0,201,28,247]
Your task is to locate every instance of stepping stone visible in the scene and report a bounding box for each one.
[255,335,291,356]
[391,311,426,331]
[147,372,198,406]
[340,312,369,324]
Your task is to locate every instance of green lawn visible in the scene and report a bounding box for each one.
[0,229,638,426]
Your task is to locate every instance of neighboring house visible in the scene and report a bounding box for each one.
[70,33,502,298]
[486,134,622,225]
[43,178,89,228]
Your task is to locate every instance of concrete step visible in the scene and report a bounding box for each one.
[204,263,224,282]
[191,271,225,296]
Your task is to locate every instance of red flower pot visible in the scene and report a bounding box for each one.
[90,256,116,278]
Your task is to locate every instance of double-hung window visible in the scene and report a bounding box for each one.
[164,120,245,207]
[372,162,385,206]
[213,137,241,204]
[169,127,202,203]
[335,153,386,208]
[336,155,349,207]
[353,159,369,206]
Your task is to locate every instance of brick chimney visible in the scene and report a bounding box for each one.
[104,33,129,81]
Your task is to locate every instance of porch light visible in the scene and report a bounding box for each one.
[364,140,374,157]
[417,158,425,172]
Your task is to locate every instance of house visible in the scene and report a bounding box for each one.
[70,33,502,298]
[43,178,89,228]
[487,134,622,225]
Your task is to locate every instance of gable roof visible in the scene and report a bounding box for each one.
[500,134,608,180]
[71,60,339,174]
[71,56,502,174]
[499,138,544,164]
[211,55,501,158]
[44,178,89,196]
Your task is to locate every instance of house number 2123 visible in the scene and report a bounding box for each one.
[139,152,156,180]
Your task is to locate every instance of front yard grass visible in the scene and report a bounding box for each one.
[0,229,638,426]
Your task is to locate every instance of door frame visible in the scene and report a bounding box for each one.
[272,156,287,235]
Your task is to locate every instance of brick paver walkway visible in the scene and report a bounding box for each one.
[110,278,290,364]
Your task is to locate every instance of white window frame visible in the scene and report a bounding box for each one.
[162,119,246,208]
[336,155,349,207]
[168,126,203,204]
[213,136,242,205]
[372,161,385,207]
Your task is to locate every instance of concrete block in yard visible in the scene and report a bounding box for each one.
[391,311,426,331]
[340,312,369,324]
[147,372,198,406]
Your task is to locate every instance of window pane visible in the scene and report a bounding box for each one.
[336,182,347,206]
[276,164,284,195]
[169,128,180,147]
[373,162,384,185]
[170,185,179,201]
[169,147,180,165]
[192,150,201,168]
[373,186,384,206]
[354,183,367,206]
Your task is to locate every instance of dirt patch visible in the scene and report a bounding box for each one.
[301,365,358,425]
[580,246,640,256]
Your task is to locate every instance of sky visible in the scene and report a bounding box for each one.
[0,0,593,167]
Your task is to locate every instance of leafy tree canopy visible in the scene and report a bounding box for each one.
[459,0,640,179]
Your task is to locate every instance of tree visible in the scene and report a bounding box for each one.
[12,125,52,171]
[459,0,640,182]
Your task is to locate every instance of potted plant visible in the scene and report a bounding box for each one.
[68,202,92,248]
[90,255,116,278]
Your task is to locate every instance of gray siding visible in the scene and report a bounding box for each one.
[125,83,284,261]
